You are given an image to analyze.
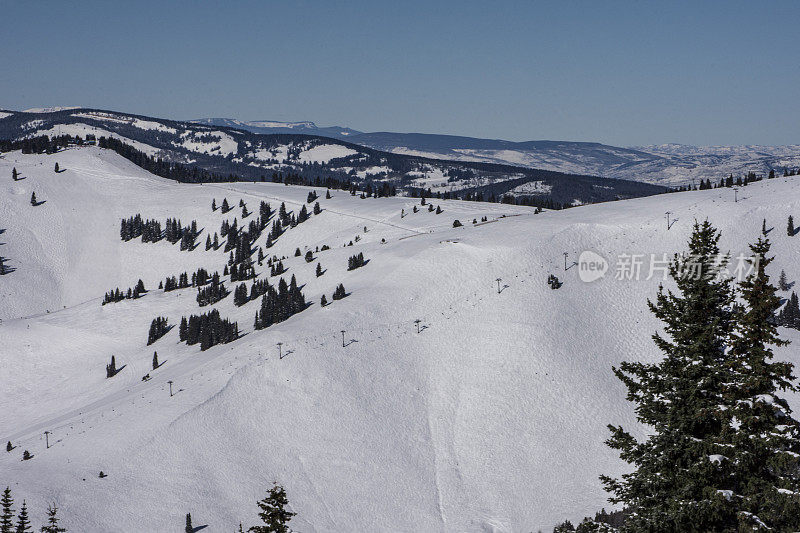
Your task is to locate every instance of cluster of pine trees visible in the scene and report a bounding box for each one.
[196,279,229,307]
[178,310,239,351]
[1,487,66,533]
[102,280,146,305]
[596,221,800,531]
[778,291,800,329]
[233,278,272,307]
[253,275,307,330]
[332,283,347,301]
[347,252,366,271]
[163,272,190,292]
[119,214,161,242]
[147,317,169,345]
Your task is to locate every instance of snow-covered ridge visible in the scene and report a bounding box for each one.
[2,146,800,531]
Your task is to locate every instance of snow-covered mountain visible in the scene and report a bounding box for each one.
[195,117,800,187]
[191,117,361,139]
[2,144,800,531]
[0,108,668,207]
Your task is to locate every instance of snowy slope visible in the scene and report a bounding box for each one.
[2,147,800,531]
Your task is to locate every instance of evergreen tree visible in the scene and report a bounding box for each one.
[313,202,321,215]
[779,269,790,291]
[778,291,800,329]
[332,283,346,301]
[316,263,322,277]
[320,294,327,307]
[212,199,217,211]
[11,168,17,181]
[762,218,767,235]
[152,351,159,370]
[788,215,795,237]
[40,504,66,533]
[601,221,737,530]
[725,234,800,529]
[1,487,14,533]
[14,501,30,533]
[54,163,59,173]
[21,451,31,461]
[106,355,117,378]
[452,219,462,227]
[5,441,10,452]
[185,513,192,533]
[304,250,313,263]
[248,483,295,533]
[221,198,230,213]
[325,189,331,199]
[30,193,36,206]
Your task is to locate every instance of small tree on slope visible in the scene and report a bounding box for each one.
[1,487,14,533]
[40,504,66,533]
[15,500,30,533]
[248,483,294,533]
[601,221,739,530]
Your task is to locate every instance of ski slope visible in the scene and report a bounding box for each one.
[1,147,800,532]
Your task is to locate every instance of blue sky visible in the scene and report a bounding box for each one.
[1,0,798,146]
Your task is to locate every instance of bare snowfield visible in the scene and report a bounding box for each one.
[1,147,800,531]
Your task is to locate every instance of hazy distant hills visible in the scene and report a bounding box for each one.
[193,118,800,187]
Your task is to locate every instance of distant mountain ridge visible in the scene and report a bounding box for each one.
[194,117,800,186]
[0,107,667,208]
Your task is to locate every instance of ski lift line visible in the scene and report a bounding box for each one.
[2,185,725,445]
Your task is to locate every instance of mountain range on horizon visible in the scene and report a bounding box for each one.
[193,116,800,186]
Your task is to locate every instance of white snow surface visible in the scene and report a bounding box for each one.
[2,147,800,531]
[296,144,357,164]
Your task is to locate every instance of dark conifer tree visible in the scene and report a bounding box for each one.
[147,317,169,345]
[11,168,17,181]
[326,189,331,199]
[40,504,66,533]
[724,235,800,529]
[313,201,321,215]
[1,487,13,533]
[248,483,295,533]
[14,500,30,533]
[332,283,346,301]
[212,199,217,211]
[106,355,118,378]
[30,192,37,206]
[601,221,737,530]
[316,263,323,277]
[54,163,59,173]
[305,250,313,263]
[788,215,795,237]
[221,198,230,213]
[179,316,188,342]
[184,513,192,533]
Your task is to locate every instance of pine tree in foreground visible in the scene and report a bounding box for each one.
[601,221,738,531]
[248,483,295,533]
[725,234,800,530]
[1,487,14,533]
[40,504,66,533]
[15,500,30,533]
